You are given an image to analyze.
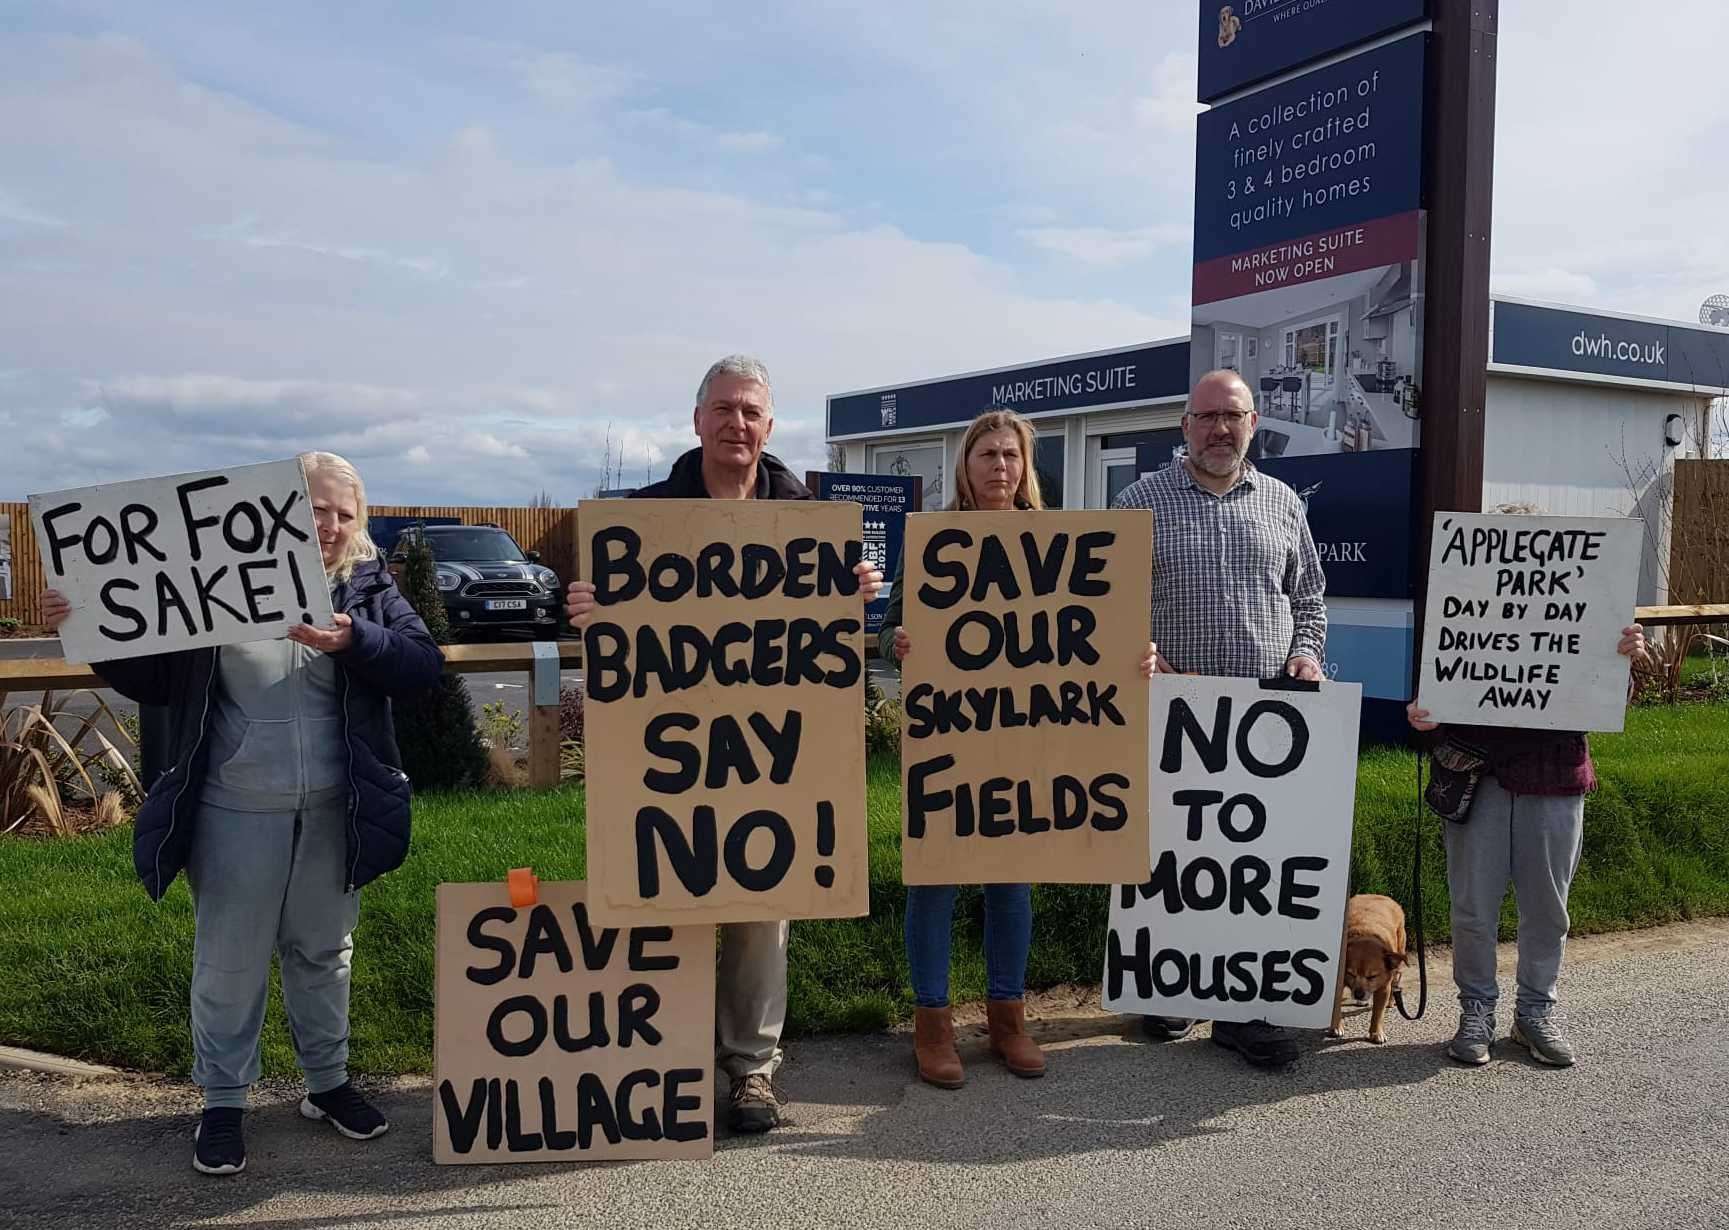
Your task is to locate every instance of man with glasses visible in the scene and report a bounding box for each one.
[1111,367,1327,1070]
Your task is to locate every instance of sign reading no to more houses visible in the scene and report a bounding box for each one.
[1417,514,1643,732]
[579,499,871,925]
[29,458,335,663]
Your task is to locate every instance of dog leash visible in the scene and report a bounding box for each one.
[1393,748,1428,1021]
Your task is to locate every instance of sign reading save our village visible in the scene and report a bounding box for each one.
[1417,514,1643,733]
[28,458,335,663]
[434,880,714,1165]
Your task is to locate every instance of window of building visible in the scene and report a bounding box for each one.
[870,441,945,509]
[1035,436,1065,508]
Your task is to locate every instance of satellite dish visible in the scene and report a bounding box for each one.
[1702,294,1729,329]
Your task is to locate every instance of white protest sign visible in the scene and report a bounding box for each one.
[434,879,715,1165]
[1104,676,1361,1030]
[1417,513,1642,732]
[29,459,335,662]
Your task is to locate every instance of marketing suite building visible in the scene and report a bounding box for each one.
[826,295,1728,720]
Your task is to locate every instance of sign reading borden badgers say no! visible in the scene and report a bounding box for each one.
[29,459,335,663]
[900,510,1154,885]
[434,880,714,1165]
[581,500,869,926]
[1104,676,1361,1031]
[1418,513,1643,732]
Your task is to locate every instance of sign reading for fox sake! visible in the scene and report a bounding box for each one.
[29,459,335,663]
[434,880,715,1165]
[1105,676,1361,1030]
[581,500,869,925]
[900,511,1154,884]
[1418,513,1642,732]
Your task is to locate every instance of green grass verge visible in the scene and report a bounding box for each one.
[3,702,1726,1076]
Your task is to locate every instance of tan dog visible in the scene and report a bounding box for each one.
[1328,894,1408,1044]
[1218,5,1242,47]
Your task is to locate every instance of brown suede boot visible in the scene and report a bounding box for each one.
[986,999,1046,1078]
[913,1006,965,1089]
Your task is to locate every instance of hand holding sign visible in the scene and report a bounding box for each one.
[286,613,355,654]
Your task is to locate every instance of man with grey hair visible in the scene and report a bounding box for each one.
[1111,366,1328,1070]
[566,353,881,1132]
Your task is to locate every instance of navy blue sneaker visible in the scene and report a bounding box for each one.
[301,1082,390,1140]
[193,1108,246,1176]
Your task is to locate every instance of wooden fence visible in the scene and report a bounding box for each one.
[1670,459,1729,606]
[0,502,582,628]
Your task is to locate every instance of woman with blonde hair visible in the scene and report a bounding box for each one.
[42,451,442,1176]
[881,410,1156,1088]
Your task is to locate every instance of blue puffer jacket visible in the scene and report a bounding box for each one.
[94,558,443,900]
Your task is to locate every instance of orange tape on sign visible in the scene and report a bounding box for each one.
[507,867,539,907]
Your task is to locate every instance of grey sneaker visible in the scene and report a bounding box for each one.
[1448,1001,1496,1066]
[1513,1014,1576,1067]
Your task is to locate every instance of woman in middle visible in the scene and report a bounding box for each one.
[881,408,1157,1089]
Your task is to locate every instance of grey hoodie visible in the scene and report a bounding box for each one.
[200,639,349,812]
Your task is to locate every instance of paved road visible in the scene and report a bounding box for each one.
[4,922,1726,1230]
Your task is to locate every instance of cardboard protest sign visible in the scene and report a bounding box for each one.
[1104,676,1361,1030]
[581,499,869,925]
[29,459,334,663]
[434,880,715,1165]
[899,510,1154,885]
[1417,513,1642,732]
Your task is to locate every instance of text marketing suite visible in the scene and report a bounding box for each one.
[580,500,870,926]
[1105,676,1361,1030]
[1417,513,1643,733]
[900,511,1154,885]
[434,880,714,1165]
[28,459,335,663]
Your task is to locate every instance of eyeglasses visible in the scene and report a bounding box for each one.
[1190,410,1252,427]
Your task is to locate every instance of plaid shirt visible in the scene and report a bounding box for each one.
[1111,460,1327,678]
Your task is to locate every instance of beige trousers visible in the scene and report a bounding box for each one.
[716,919,789,1079]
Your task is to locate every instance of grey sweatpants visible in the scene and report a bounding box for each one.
[186,796,359,1109]
[1443,776,1585,1018]
[716,920,789,1080]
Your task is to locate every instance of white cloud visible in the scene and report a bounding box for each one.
[460,432,530,461]
[1021,224,1190,267]
[0,189,67,229]
[515,54,634,107]
[714,130,784,154]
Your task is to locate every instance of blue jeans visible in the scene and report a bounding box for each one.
[904,884,1033,1008]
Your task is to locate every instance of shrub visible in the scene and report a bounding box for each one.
[559,686,585,744]
[1,691,138,836]
[478,701,524,750]
[864,676,902,760]
[392,530,489,792]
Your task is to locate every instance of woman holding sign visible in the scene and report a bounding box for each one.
[882,410,1157,1089]
[1408,505,1650,1070]
[42,452,441,1177]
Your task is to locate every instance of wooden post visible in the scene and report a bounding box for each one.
[527,700,562,789]
[1415,0,1499,690]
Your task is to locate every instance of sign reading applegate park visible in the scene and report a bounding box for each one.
[1417,514,1643,733]
[580,500,871,926]
[899,511,1154,886]
[29,458,336,663]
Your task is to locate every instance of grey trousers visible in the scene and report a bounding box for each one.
[716,920,789,1080]
[1443,776,1585,1017]
[186,797,360,1108]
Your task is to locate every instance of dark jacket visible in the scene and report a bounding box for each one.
[634,447,813,502]
[95,558,444,900]
[1444,725,1597,797]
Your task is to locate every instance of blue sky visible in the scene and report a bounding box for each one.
[2,1,1725,502]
